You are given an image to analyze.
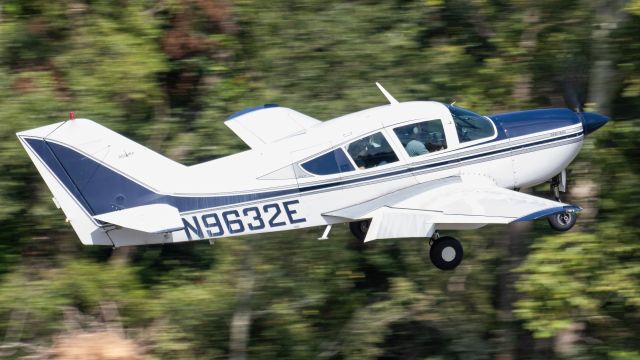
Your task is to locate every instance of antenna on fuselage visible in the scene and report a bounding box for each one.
[375,82,399,105]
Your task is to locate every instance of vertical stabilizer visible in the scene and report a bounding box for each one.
[17,119,187,246]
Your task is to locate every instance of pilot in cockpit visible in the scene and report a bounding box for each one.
[405,126,428,157]
[426,131,445,152]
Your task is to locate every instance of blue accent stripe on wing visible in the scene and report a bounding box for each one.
[227,104,279,120]
[516,205,582,221]
[22,130,583,217]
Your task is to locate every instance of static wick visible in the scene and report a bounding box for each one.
[69,112,75,120]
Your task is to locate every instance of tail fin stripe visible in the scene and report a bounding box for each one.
[23,137,96,216]
[44,140,100,216]
[45,140,161,215]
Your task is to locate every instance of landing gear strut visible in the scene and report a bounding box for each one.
[548,171,577,232]
[349,221,464,270]
[429,235,463,271]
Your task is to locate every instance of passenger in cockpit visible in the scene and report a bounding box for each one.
[405,126,428,157]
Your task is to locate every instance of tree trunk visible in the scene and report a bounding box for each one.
[495,220,533,360]
[494,10,540,357]
[229,247,255,360]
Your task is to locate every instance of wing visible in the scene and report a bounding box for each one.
[224,105,321,149]
[323,176,580,242]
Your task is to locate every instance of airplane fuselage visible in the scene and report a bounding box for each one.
[177,102,587,243]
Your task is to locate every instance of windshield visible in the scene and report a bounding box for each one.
[448,105,495,143]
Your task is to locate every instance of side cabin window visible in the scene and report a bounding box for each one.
[393,119,447,157]
[346,132,399,170]
[449,105,495,143]
[301,148,355,175]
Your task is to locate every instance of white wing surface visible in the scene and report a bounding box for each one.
[224,106,321,149]
[324,176,580,242]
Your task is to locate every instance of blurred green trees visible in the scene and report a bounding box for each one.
[0,0,639,359]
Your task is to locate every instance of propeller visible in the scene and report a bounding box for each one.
[560,75,609,135]
[561,76,587,113]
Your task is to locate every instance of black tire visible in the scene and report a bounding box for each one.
[429,236,463,271]
[349,220,371,241]
[547,211,577,232]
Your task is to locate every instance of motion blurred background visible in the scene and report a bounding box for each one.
[0,0,639,359]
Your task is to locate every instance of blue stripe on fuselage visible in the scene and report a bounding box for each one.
[21,128,582,217]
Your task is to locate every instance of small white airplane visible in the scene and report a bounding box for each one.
[17,83,608,270]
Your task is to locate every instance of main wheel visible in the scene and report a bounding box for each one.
[349,220,371,241]
[547,211,577,232]
[429,236,463,271]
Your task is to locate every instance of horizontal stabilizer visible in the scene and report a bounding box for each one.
[94,204,183,234]
[225,106,321,148]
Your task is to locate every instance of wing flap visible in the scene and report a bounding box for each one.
[364,207,436,242]
[94,204,184,234]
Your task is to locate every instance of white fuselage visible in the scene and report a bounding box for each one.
[173,102,583,244]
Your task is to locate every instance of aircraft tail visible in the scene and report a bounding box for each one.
[16,119,186,246]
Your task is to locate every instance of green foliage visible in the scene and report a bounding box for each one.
[0,0,639,358]
[516,120,640,356]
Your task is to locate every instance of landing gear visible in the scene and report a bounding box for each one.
[429,235,463,271]
[548,170,577,232]
[349,219,371,241]
[548,211,577,232]
[549,172,565,202]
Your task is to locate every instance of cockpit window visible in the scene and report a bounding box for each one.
[346,132,399,170]
[449,106,495,143]
[393,119,447,157]
[301,148,355,175]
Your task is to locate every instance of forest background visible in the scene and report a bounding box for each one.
[0,0,640,359]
